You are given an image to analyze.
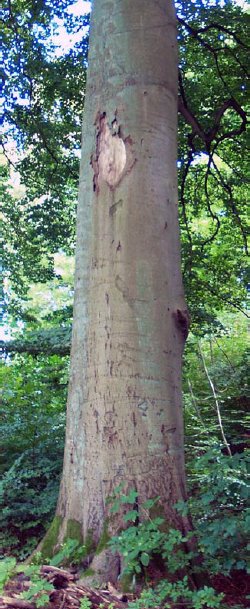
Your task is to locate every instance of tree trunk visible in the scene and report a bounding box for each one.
[44,0,190,582]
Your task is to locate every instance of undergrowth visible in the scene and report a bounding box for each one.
[0,446,248,608]
[0,449,62,559]
[107,448,249,608]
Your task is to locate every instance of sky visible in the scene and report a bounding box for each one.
[52,1,91,56]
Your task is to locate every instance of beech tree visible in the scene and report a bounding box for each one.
[39,0,192,581]
[1,0,248,584]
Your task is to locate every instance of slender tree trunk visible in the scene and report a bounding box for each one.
[44,0,191,581]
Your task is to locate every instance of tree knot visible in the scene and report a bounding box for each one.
[173,308,191,340]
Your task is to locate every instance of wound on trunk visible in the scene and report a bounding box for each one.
[92,112,126,192]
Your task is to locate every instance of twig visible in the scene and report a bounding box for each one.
[58,591,67,609]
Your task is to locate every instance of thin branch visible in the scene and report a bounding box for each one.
[224,45,249,78]
[178,17,221,54]
[194,22,249,49]
[208,97,247,144]
[199,280,250,318]
[214,338,237,374]
[200,156,220,247]
[198,343,232,456]
[1,141,16,169]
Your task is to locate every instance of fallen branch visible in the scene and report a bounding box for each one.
[0,597,36,609]
[1,565,129,609]
[41,565,76,580]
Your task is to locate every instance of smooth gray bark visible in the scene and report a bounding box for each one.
[55,0,190,580]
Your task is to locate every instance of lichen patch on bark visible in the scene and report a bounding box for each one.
[92,112,126,192]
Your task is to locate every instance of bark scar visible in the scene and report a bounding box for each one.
[91,111,126,193]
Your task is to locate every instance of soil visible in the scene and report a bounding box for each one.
[212,569,250,608]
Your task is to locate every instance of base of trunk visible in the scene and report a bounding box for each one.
[79,549,121,586]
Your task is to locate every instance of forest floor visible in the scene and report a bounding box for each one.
[0,565,249,609]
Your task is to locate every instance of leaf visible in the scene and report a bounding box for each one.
[36,593,50,607]
[140,552,150,567]
[123,510,139,523]
[121,489,138,504]
[142,496,160,510]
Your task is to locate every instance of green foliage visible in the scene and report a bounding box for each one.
[128,578,223,609]
[176,448,249,574]
[0,352,67,558]
[0,450,62,559]
[80,597,92,609]
[108,451,248,603]
[0,559,54,608]
[50,538,87,567]
[21,572,54,608]
[109,490,193,577]
[2,0,89,298]
[183,314,249,453]
[3,323,72,357]
[177,1,248,328]
[110,517,164,575]
[109,485,139,515]
[108,489,224,608]
[0,557,17,593]
[0,353,67,474]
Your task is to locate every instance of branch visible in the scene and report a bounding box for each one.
[178,98,205,144]
[0,597,35,609]
[208,97,247,145]
[178,88,247,153]
[1,140,17,169]
[200,156,220,247]
[194,22,249,49]
[178,16,221,54]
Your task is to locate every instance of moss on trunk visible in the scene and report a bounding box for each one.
[40,515,62,559]
[84,529,95,555]
[65,519,83,545]
[95,521,110,554]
